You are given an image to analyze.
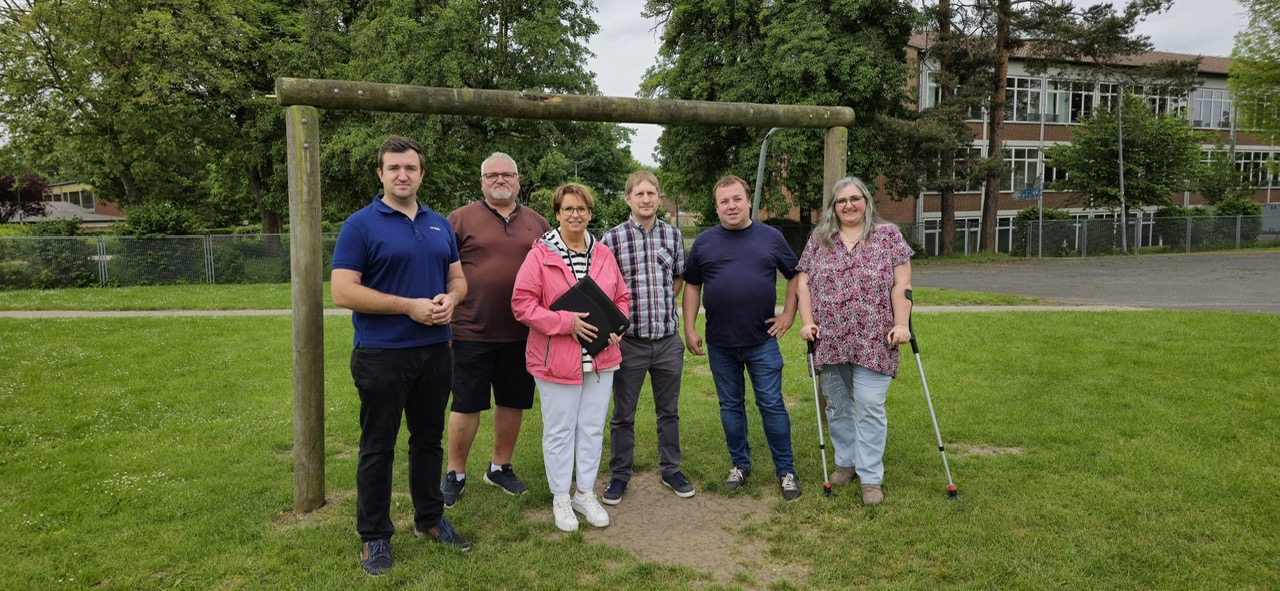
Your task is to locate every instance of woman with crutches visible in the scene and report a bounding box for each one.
[797,176,913,506]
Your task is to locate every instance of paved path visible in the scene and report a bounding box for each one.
[914,250,1280,314]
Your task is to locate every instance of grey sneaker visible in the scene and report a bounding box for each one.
[723,465,750,491]
[414,517,472,551]
[661,471,696,498]
[484,464,529,496]
[601,478,627,505]
[861,484,884,505]
[441,471,464,508]
[831,466,857,486]
[779,473,802,501]
[360,538,392,576]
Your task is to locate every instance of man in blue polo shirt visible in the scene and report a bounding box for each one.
[331,135,471,576]
[681,174,802,502]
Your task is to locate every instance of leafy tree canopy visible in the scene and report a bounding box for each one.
[1230,0,1280,139]
[1044,92,1207,209]
[640,0,919,223]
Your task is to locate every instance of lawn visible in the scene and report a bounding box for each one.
[1,305,1277,589]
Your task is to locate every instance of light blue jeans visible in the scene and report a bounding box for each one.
[820,364,891,485]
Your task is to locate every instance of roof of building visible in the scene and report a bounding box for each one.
[908,33,1230,75]
[13,201,126,224]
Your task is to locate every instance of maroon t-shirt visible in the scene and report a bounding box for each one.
[448,200,551,341]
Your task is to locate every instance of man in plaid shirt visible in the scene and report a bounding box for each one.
[598,171,695,504]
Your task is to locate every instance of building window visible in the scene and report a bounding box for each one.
[1005,77,1043,122]
[1046,80,1094,124]
[1236,150,1276,188]
[1098,83,1119,111]
[1001,147,1041,191]
[1134,85,1188,117]
[1191,89,1232,129]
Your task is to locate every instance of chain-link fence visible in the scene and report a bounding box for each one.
[899,215,1276,258]
[1,219,1274,289]
[0,234,338,290]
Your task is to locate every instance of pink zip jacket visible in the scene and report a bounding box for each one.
[512,237,631,385]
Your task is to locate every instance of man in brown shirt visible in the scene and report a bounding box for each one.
[442,152,551,507]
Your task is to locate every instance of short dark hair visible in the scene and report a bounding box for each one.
[377,135,426,170]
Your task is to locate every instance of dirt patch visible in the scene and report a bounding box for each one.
[951,442,1025,458]
[271,489,355,529]
[525,473,808,589]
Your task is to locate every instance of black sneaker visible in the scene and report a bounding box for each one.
[723,464,750,491]
[779,472,802,502]
[441,471,465,508]
[661,471,696,498]
[415,517,472,552]
[601,478,627,505]
[484,464,529,496]
[360,538,392,576]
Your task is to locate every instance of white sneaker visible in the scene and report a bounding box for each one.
[552,494,578,532]
[571,491,610,528]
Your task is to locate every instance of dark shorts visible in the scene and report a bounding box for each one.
[450,340,535,413]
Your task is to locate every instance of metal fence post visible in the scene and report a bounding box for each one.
[1081,218,1088,258]
[1236,216,1242,248]
[1186,218,1192,253]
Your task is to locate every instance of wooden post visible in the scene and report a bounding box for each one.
[286,105,325,513]
[823,126,849,207]
[275,78,854,129]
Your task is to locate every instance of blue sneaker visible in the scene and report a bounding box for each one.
[415,517,472,551]
[601,478,627,505]
[661,471,696,498]
[360,538,392,576]
[441,471,465,508]
[483,464,529,496]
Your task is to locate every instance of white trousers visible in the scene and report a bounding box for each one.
[536,373,615,496]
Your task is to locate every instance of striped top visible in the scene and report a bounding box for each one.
[543,229,596,371]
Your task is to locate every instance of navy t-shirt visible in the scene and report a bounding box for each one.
[684,222,798,347]
[332,197,460,349]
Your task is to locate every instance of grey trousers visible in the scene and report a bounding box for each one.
[608,333,685,480]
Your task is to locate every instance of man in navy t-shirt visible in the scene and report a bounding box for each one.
[331,136,471,575]
[682,175,803,502]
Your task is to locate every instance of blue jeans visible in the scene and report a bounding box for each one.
[820,364,891,485]
[707,339,795,476]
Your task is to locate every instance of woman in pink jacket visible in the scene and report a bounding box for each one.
[512,182,630,532]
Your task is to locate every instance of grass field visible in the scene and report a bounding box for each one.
[2,294,1277,589]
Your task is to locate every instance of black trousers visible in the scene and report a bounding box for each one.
[351,343,452,542]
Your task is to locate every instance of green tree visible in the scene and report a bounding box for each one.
[640,0,919,227]
[1045,92,1206,213]
[320,0,635,218]
[0,0,255,207]
[1194,141,1252,205]
[1231,0,1280,143]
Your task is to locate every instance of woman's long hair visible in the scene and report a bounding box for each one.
[811,176,890,250]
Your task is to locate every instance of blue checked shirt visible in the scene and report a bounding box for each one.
[601,218,686,339]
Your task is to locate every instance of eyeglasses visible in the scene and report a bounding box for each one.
[559,206,590,216]
[482,172,519,182]
[833,196,866,208]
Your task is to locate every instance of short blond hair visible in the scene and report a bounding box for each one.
[552,182,596,213]
[625,170,661,196]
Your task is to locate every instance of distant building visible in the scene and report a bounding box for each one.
[883,35,1280,254]
[24,182,126,230]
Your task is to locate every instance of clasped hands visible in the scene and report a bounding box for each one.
[407,293,456,326]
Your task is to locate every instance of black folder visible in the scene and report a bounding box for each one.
[549,275,630,357]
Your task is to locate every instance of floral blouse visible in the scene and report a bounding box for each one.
[797,224,913,377]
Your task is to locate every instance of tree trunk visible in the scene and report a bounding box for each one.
[981,0,1012,253]
[938,0,955,256]
[250,164,282,234]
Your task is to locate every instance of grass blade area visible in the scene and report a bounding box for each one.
[0,282,1040,311]
[1,311,1276,589]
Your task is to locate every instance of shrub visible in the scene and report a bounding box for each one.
[1011,206,1073,257]
[1212,198,1263,246]
[119,203,199,237]
[1152,205,1211,248]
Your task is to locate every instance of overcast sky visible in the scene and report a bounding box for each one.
[584,0,1250,167]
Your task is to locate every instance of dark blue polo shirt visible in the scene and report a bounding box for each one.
[332,196,460,349]
[684,222,798,348]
